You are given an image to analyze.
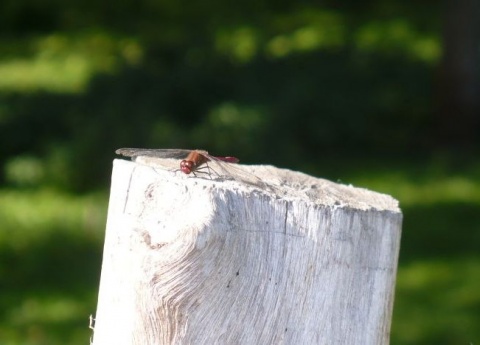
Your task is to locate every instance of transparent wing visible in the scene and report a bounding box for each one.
[199,152,270,191]
[115,148,193,159]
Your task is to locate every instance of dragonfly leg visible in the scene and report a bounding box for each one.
[192,162,220,179]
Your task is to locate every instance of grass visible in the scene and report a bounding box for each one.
[392,258,480,344]
[0,160,479,344]
[0,188,106,345]
[0,33,142,94]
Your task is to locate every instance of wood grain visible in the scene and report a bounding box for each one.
[92,157,402,345]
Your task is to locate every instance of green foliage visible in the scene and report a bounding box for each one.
[0,5,443,190]
[393,258,480,344]
[0,33,140,94]
[0,188,106,345]
[0,0,478,343]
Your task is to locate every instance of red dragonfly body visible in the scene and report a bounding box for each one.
[116,148,239,175]
[116,148,269,190]
[179,150,239,174]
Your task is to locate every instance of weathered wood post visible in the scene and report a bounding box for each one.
[92,155,402,345]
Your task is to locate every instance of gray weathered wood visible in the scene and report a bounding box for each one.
[92,157,402,345]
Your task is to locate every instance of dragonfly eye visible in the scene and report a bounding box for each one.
[180,160,194,174]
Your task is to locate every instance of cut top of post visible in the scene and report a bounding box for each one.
[126,154,400,214]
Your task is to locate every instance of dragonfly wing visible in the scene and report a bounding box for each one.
[116,148,271,191]
[202,153,268,190]
[116,148,192,159]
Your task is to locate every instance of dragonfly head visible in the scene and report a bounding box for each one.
[180,160,194,174]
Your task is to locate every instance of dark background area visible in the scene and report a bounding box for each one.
[0,0,479,344]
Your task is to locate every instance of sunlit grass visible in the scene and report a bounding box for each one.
[359,174,480,206]
[215,9,346,61]
[346,165,480,206]
[215,27,259,63]
[8,296,86,325]
[0,293,96,345]
[0,187,107,345]
[215,10,439,63]
[0,33,143,93]
[0,188,107,247]
[265,10,345,58]
[354,19,441,63]
[0,53,91,93]
[392,258,480,344]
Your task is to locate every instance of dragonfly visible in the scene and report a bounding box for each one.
[116,148,268,190]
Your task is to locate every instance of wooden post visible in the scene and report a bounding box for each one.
[92,157,402,345]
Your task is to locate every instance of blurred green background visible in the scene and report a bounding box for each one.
[0,0,479,344]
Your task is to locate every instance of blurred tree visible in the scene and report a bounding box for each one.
[435,0,480,150]
[0,0,477,191]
